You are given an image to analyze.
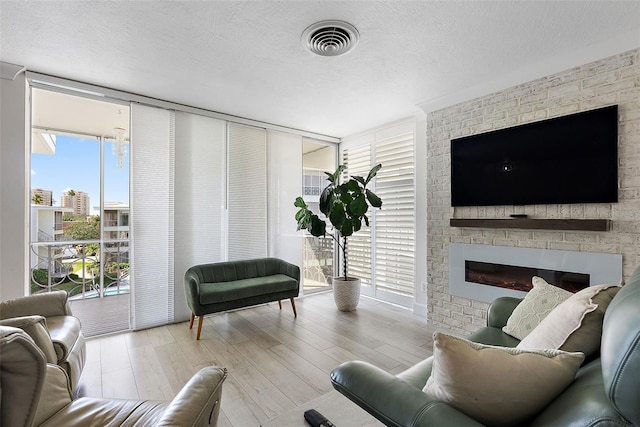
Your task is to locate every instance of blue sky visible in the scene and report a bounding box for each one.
[31,135,129,215]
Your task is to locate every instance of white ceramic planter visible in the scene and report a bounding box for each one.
[332,277,361,311]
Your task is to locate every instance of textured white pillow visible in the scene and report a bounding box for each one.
[502,276,572,340]
[423,332,584,427]
[517,284,620,359]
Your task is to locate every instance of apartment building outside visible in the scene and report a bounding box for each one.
[62,190,90,216]
[101,202,129,239]
[31,188,53,206]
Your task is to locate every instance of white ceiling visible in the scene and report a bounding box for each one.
[2,1,639,138]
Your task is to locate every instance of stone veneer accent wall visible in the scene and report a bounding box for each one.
[426,49,640,335]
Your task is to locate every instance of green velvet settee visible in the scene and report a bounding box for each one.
[331,264,640,426]
[184,258,300,340]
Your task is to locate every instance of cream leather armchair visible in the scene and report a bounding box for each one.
[0,290,86,392]
[0,325,228,427]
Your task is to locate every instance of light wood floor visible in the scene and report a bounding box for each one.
[78,292,436,426]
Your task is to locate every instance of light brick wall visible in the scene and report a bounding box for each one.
[426,49,640,335]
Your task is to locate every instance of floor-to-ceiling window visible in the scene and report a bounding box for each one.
[30,88,130,336]
[24,75,341,336]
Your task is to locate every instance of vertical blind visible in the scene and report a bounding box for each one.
[173,112,226,321]
[374,132,415,297]
[267,130,303,266]
[130,104,175,330]
[342,145,372,284]
[227,123,267,260]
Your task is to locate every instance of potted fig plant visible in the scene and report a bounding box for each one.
[294,164,382,311]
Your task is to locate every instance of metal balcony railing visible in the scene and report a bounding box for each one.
[303,235,334,289]
[29,240,130,300]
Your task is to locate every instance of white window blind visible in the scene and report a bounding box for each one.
[227,123,267,260]
[174,112,226,321]
[342,145,372,284]
[374,132,415,297]
[130,104,175,330]
[267,130,303,266]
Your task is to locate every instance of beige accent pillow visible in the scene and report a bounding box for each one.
[423,332,584,427]
[517,284,620,359]
[502,276,572,340]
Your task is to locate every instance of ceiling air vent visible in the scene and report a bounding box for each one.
[302,20,359,57]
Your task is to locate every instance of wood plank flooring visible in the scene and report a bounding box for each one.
[78,292,436,426]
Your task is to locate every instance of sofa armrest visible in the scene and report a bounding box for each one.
[156,366,228,427]
[33,364,73,426]
[0,315,58,363]
[486,296,522,328]
[0,291,71,319]
[331,361,483,427]
[184,271,204,314]
[45,315,83,362]
[280,259,300,283]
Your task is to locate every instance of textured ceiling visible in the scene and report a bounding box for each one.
[1,1,639,138]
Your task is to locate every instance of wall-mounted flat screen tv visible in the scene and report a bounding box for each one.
[451,105,618,207]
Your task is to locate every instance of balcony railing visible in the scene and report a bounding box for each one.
[303,235,334,291]
[30,240,130,300]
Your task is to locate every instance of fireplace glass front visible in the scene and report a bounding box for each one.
[465,261,589,293]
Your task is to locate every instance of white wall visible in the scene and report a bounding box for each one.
[0,73,29,301]
[303,143,335,170]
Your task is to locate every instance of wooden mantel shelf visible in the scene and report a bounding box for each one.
[449,218,610,231]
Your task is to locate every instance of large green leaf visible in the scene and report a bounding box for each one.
[329,205,346,229]
[366,189,382,208]
[326,165,345,183]
[352,175,366,186]
[352,217,362,232]
[308,215,326,237]
[350,194,368,216]
[294,196,307,208]
[296,209,311,230]
[339,187,351,204]
[319,186,334,215]
[341,219,354,236]
[366,164,382,184]
[347,179,360,191]
[295,208,307,222]
[308,215,327,237]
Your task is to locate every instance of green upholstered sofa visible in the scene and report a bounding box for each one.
[331,264,640,426]
[184,258,300,339]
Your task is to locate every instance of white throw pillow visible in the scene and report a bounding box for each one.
[517,284,620,359]
[423,332,584,427]
[502,276,572,340]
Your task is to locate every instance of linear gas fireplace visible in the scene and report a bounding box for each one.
[450,243,622,303]
[465,261,589,293]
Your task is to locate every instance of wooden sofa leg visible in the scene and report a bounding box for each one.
[290,298,297,317]
[196,315,204,340]
[189,313,195,329]
[278,300,282,310]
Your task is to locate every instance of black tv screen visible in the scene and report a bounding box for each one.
[451,105,618,207]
